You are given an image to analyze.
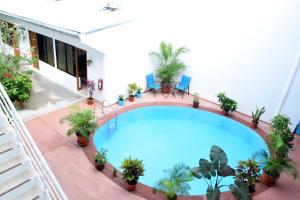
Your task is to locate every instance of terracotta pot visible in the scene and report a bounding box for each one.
[251,122,258,129]
[95,162,105,171]
[161,84,171,94]
[222,109,229,116]
[166,192,177,200]
[128,95,135,102]
[262,171,277,186]
[76,134,89,147]
[126,182,137,191]
[87,98,94,105]
[193,101,199,108]
[14,101,24,110]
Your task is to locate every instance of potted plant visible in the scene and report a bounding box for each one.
[156,163,192,200]
[87,80,95,105]
[216,92,238,116]
[94,148,108,171]
[251,106,265,129]
[2,72,32,110]
[193,93,200,108]
[234,159,260,193]
[60,107,98,147]
[135,87,143,98]
[118,95,125,106]
[128,83,137,102]
[271,114,294,149]
[121,156,145,191]
[150,41,189,94]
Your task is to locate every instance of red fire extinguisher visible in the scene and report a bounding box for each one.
[98,79,103,91]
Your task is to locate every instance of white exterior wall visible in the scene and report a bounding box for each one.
[83,0,300,125]
[0,14,105,101]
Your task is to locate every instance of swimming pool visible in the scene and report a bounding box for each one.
[93,106,267,195]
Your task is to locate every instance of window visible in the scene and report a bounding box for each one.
[36,33,54,66]
[55,40,76,76]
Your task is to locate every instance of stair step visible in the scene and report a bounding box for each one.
[0,146,23,165]
[0,156,24,174]
[0,114,9,129]
[14,185,44,200]
[0,131,17,152]
[0,160,32,185]
[0,177,41,200]
[0,170,35,196]
[35,191,51,200]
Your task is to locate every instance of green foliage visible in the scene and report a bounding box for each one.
[216,92,237,112]
[193,93,200,103]
[271,114,294,149]
[136,87,143,93]
[251,106,265,123]
[235,159,260,186]
[94,148,108,165]
[0,20,15,46]
[118,95,124,101]
[230,179,251,200]
[121,156,145,184]
[128,82,138,96]
[150,41,189,84]
[60,107,97,138]
[2,72,32,102]
[156,163,193,199]
[191,145,236,200]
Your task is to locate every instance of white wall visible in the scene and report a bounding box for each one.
[83,0,300,124]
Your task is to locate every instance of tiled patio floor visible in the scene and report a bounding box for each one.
[25,92,300,200]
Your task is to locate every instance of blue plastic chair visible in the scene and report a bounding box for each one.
[294,121,300,136]
[175,75,191,97]
[145,74,161,97]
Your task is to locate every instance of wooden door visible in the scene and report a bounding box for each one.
[75,48,87,90]
[28,31,39,69]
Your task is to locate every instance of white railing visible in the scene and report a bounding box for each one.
[0,82,68,200]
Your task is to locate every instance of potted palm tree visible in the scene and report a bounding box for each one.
[60,107,98,147]
[193,93,200,108]
[150,41,189,94]
[121,156,145,191]
[251,106,265,129]
[216,92,238,116]
[156,163,192,200]
[94,148,108,171]
[128,83,137,102]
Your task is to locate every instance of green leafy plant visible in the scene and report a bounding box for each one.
[234,159,260,189]
[156,163,193,200]
[121,156,145,185]
[251,106,265,123]
[216,92,237,113]
[150,41,189,85]
[271,114,294,149]
[191,145,236,200]
[118,95,124,101]
[136,87,143,93]
[2,72,32,103]
[60,107,98,138]
[94,148,108,165]
[193,93,200,103]
[230,179,251,200]
[128,82,138,96]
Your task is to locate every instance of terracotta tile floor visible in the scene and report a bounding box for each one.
[25,92,300,200]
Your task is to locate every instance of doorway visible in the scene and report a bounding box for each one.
[28,31,39,69]
[76,48,87,90]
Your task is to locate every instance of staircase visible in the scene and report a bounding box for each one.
[0,83,67,200]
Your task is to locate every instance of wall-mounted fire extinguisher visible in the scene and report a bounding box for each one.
[98,79,103,91]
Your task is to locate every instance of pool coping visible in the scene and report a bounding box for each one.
[83,101,270,200]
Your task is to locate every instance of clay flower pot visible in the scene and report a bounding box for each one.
[128,95,135,102]
[76,134,89,147]
[87,98,94,105]
[193,101,199,108]
[251,121,258,129]
[222,109,229,116]
[95,162,105,171]
[126,182,137,191]
[261,171,277,186]
[161,84,171,94]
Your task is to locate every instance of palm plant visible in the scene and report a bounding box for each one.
[251,106,265,123]
[150,41,189,92]
[60,106,98,147]
[156,163,193,200]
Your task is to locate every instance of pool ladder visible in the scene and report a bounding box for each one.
[94,100,118,132]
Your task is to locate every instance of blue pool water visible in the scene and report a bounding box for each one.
[93,106,267,195]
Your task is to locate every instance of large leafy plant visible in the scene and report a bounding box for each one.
[60,107,98,138]
[271,114,294,149]
[156,163,193,200]
[121,156,145,185]
[191,145,236,200]
[216,92,237,113]
[234,159,260,188]
[150,41,189,84]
